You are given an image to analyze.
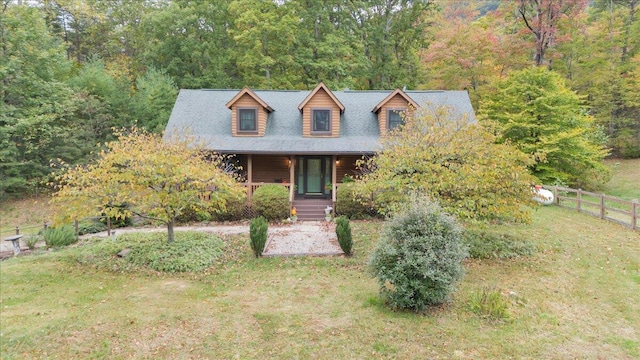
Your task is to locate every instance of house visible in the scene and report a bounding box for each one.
[164,82,475,219]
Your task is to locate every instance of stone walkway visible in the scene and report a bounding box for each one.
[2,221,343,257]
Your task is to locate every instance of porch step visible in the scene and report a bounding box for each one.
[292,199,333,221]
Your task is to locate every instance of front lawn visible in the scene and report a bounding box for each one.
[1,206,639,359]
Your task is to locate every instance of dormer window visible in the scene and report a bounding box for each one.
[388,109,405,130]
[312,109,331,133]
[238,108,257,132]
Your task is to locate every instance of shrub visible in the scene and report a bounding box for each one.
[211,192,247,221]
[44,225,77,247]
[335,216,353,256]
[462,229,536,259]
[369,197,467,311]
[175,206,212,224]
[336,183,376,219]
[468,287,510,321]
[250,216,268,257]
[252,184,289,221]
[77,220,108,235]
[24,234,42,250]
[70,231,224,273]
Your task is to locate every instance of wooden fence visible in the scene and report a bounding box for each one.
[546,185,639,231]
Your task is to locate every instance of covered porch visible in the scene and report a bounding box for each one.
[236,154,363,214]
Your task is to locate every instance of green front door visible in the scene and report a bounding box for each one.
[306,158,323,194]
[296,156,331,198]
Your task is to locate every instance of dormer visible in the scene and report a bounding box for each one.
[372,89,418,136]
[226,87,274,136]
[298,82,345,138]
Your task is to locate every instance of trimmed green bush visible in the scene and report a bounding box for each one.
[44,225,77,247]
[462,229,536,259]
[250,216,268,257]
[335,216,353,256]
[369,197,467,311]
[335,182,375,219]
[252,184,289,221]
[70,231,224,273]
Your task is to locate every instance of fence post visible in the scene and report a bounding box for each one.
[577,189,582,212]
[107,216,111,236]
[15,226,19,235]
[553,186,559,205]
[600,194,605,219]
[632,199,638,230]
[74,218,79,237]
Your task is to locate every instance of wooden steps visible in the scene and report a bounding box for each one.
[292,199,332,221]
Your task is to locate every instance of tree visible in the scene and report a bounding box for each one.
[514,0,589,67]
[0,3,88,196]
[50,128,245,243]
[130,67,178,133]
[481,67,610,188]
[355,104,537,223]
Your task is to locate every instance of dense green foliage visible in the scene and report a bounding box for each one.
[462,229,537,259]
[335,216,353,256]
[70,231,224,273]
[44,225,77,248]
[369,198,468,311]
[249,217,268,258]
[481,67,611,189]
[252,184,289,221]
[335,183,375,219]
[356,105,537,223]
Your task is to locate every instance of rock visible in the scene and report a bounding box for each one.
[117,248,131,258]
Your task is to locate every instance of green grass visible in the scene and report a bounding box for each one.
[603,158,640,200]
[1,207,639,359]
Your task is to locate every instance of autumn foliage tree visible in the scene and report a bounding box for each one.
[50,128,245,243]
[355,104,537,223]
[481,67,610,188]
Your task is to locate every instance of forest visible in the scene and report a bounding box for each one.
[1,0,639,196]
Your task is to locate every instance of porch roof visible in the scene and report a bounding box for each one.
[164,88,475,154]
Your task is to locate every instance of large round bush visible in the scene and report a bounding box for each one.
[252,184,289,221]
[369,197,467,311]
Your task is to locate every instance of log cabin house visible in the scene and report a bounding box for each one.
[164,82,475,220]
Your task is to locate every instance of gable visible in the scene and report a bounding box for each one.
[226,88,273,137]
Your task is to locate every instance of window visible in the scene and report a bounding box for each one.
[388,109,404,130]
[238,108,257,132]
[312,109,331,133]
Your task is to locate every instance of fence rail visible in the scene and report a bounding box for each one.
[546,185,639,231]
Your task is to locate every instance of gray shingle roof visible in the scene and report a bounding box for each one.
[164,89,476,155]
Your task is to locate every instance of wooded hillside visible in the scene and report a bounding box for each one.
[1,0,639,196]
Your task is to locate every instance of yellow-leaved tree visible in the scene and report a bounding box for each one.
[355,104,538,223]
[50,128,245,243]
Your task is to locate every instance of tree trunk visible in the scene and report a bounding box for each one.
[167,219,175,243]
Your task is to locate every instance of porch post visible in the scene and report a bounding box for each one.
[332,155,337,205]
[289,155,295,203]
[247,154,253,202]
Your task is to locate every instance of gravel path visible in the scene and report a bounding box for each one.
[2,221,343,257]
[84,221,343,256]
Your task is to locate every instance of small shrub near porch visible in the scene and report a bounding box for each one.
[252,184,289,221]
